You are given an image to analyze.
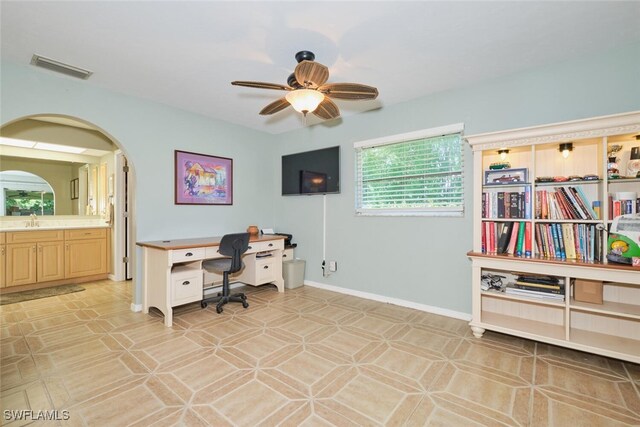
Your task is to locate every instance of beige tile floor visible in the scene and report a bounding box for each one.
[1,280,639,426]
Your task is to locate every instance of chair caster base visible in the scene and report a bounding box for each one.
[201,292,248,314]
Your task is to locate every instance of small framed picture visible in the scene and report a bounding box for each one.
[484,168,528,185]
[70,178,79,200]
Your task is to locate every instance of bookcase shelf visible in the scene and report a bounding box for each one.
[467,111,640,363]
[482,289,565,307]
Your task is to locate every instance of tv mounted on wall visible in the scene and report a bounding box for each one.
[282,146,340,195]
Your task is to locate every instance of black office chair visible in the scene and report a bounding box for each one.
[201,232,250,313]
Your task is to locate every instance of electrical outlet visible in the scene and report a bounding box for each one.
[329,261,337,272]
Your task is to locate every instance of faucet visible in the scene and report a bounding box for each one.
[28,213,39,228]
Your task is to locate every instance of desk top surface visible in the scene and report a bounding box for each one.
[137,234,284,251]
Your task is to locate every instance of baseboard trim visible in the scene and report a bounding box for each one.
[303,280,472,321]
[130,303,142,312]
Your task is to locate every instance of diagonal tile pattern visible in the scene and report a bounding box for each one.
[1,279,639,426]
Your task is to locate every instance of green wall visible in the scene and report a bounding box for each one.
[2,42,639,315]
[273,42,640,316]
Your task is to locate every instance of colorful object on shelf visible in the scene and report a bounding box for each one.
[627,146,640,178]
[607,144,622,178]
[535,177,555,183]
[489,161,511,170]
[606,214,640,265]
[484,168,528,185]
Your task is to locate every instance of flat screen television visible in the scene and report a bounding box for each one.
[282,146,340,195]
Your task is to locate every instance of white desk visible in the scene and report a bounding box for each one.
[137,235,285,326]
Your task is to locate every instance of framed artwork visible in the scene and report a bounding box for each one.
[175,150,233,205]
[70,178,79,200]
[484,168,528,185]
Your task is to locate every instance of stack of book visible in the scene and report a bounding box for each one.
[482,189,531,219]
[482,221,532,257]
[534,223,602,262]
[505,274,565,301]
[535,187,598,220]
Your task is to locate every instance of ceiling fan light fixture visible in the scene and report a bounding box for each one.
[285,89,324,115]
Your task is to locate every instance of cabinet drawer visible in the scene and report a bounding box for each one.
[282,248,294,261]
[64,228,106,240]
[0,233,5,245]
[248,239,284,253]
[255,258,278,283]
[171,269,203,306]
[171,247,205,263]
[7,230,64,244]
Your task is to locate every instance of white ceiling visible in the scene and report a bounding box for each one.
[2,1,639,135]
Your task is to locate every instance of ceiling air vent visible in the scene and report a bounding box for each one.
[30,54,93,80]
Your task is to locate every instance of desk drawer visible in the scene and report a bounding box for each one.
[171,248,205,263]
[171,268,203,306]
[255,257,278,284]
[7,230,64,244]
[282,248,294,261]
[64,228,106,240]
[248,239,283,253]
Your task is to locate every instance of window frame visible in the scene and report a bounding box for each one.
[354,123,465,217]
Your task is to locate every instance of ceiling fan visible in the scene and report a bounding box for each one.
[231,51,378,120]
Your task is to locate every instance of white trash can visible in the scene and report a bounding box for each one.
[283,259,305,289]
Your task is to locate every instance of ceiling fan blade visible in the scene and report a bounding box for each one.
[313,98,340,120]
[259,97,290,115]
[318,83,379,100]
[294,60,329,88]
[231,81,291,91]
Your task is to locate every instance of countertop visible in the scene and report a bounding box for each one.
[137,234,284,251]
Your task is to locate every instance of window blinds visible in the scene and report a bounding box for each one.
[355,133,464,216]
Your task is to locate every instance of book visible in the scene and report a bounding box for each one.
[497,222,514,254]
[562,223,577,259]
[546,224,555,258]
[516,274,561,285]
[550,223,561,258]
[497,192,505,218]
[524,186,531,219]
[575,186,598,219]
[524,222,532,257]
[569,186,594,219]
[515,221,526,256]
[540,191,549,219]
[556,223,566,259]
[507,222,520,255]
[514,280,561,289]
[563,187,589,219]
[513,284,564,294]
[505,287,565,300]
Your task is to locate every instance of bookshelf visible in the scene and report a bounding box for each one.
[466,111,640,363]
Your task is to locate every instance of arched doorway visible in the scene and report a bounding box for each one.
[0,114,136,297]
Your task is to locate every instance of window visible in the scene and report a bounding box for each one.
[354,123,464,216]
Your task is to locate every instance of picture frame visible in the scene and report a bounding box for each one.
[175,150,233,205]
[484,167,528,185]
[70,178,79,200]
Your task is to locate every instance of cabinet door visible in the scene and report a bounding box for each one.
[37,241,65,282]
[65,238,107,278]
[171,270,203,306]
[6,243,37,287]
[0,245,6,288]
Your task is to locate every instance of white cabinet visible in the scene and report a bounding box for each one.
[171,266,203,306]
[466,111,640,363]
